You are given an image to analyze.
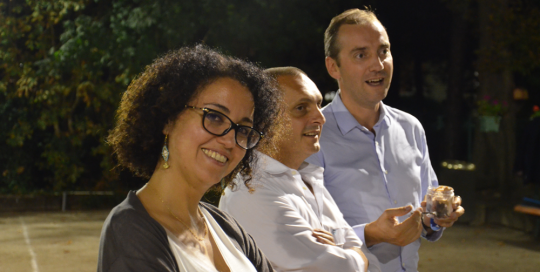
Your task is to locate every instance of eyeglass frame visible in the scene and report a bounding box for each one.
[184,105,264,150]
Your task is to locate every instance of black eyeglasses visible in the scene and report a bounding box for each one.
[185,105,263,150]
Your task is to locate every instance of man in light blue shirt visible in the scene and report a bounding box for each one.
[307,9,465,272]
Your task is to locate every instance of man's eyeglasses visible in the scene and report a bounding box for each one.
[184,105,263,150]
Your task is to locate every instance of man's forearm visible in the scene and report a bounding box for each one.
[364,222,381,247]
[348,247,369,272]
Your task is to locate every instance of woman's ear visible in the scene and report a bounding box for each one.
[162,120,173,135]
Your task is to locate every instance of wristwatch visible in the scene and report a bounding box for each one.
[429,218,441,231]
[421,214,441,234]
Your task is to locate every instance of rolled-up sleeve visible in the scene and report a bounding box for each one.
[345,223,381,272]
[351,223,368,247]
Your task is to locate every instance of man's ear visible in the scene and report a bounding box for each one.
[325,56,341,81]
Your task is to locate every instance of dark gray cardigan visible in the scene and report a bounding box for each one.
[98,191,274,272]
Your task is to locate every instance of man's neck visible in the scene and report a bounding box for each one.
[272,152,315,194]
[274,153,304,171]
[340,93,381,133]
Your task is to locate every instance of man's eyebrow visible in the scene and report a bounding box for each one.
[294,97,314,104]
[292,97,323,106]
[350,43,390,53]
[350,47,368,53]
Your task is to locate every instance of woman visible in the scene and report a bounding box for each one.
[98,45,280,272]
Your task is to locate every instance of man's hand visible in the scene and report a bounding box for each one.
[312,229,336,246]
[364,205,423,247]
[421,196,465,229]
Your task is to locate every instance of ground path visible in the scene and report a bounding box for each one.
[1,211,539,271]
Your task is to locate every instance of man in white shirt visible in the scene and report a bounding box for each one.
[219,67,380,272]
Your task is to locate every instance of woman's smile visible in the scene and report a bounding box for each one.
[202,148,228,164]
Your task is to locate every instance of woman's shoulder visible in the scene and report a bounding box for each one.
[99,191,177,271]
[98,192,178,271]
[106,192,154,226]
[101,191,168,246]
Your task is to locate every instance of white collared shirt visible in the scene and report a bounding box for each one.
[219,152,380,272]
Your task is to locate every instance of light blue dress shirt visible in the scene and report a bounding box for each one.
[306,92,443,272]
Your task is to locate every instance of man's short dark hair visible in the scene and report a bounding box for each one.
[324,8,380,65]
[265,66,307,79]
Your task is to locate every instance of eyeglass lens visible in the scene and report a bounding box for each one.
[203,110,260,149]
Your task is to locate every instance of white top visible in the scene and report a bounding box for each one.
[167,208,257,272]
[219,152,381,272]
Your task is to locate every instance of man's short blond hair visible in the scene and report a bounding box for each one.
[324,8,381,64]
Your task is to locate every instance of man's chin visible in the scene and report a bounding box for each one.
[297,141,321,158]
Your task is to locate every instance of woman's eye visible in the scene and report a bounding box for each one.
[206,112,224,123]
[356,53,365,59]
[296,105,305,111]
[237,126,250,136]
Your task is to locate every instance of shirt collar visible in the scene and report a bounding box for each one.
[255,151,289,175]
[254,151,324,187]
[298,161,325,188]
[329,90,391,135]
[378,101,392,127]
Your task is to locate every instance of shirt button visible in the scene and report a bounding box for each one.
[292,171,297,175]
[402,263,406,267]
[394,200,397,204]
[375,141,379,145]
[384,170,388,174]
[303,187,307,190]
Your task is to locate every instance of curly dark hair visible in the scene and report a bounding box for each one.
[107,45,281,190]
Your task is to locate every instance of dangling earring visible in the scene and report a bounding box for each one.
[162,135,170,169]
